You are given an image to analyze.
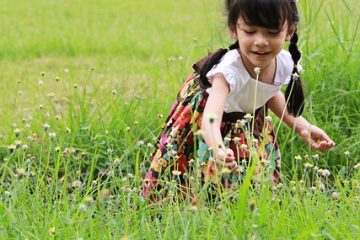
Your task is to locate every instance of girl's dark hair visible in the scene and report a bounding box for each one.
[198,0,304,116]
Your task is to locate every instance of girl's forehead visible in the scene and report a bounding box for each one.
[237,17,288,29]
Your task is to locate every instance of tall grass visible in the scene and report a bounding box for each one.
[0,0,359,239]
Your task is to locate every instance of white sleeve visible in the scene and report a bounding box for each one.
[205,50,244,93]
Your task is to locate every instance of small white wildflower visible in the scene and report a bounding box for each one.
[344,151,351,158]
[112,89,117,95]
[264,115,272,123]
[172,170,181,176]
[233,137,241,144]
[71,180,82,188]
[42,123,50,131]
[48,227,56,235]
[240,144,248,151]
[38,80,44,86]
[292,72,300,81]
[312,154,319,160]
[14,128,22,137]
[254,67,261,75]
[331,191,339,199]
[48,132,56,140]
[295,155,302,161]
[22,144,29,151]
[353,163,360,170]
[15,140,22,148]
[137,140,144,147]
[304,162,313,169]
[244,113,253,122]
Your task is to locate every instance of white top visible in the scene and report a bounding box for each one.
[206,49,296,113]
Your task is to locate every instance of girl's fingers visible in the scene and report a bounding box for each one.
[311,140,334,152]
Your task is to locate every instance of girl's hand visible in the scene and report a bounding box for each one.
[215,148,238,172]
[297,125,335,152]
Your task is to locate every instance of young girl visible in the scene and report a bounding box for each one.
[142,0,334,201]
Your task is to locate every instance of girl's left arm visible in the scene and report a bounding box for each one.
[268,92,335,152]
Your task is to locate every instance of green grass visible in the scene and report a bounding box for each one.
[0,0,359,239]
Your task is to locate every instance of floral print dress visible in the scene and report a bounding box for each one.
[141,54,281,202]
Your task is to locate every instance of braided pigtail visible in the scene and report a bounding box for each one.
[197,41,239,89]
[285,30,305,116]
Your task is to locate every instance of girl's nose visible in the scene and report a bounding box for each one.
[254,34,269,47]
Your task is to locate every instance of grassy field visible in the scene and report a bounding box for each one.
[0,0,359,239]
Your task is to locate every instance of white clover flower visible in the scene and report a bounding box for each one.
[14,128,22,137]
[15,140,22,148]
[48,132,57,140]
[137,140,144,147]
[244,113,253,122]
[331,191,339,199]
[254,67,261,75]
[344,151,351,158]
[304,162,313,169]
[294,155,302,161]
[292,72,300,81]
[319,182,326,191]
[354,163,360,170]
[71,180,82,188]
[48,227,56,235]
[264,115,272,123]
[312,154,319,160]
[22,144,29,151]
[240,144,248,151]
[224,136,231,144]
[42,123,50,131]
[233,137,241,144]
[172,170,181,176]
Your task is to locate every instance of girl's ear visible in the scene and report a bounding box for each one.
[285,23,297,41]
[229,26,237,40]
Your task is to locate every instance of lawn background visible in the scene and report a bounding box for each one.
[0,0,359,239]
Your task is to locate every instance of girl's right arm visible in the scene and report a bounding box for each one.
[201,73,237,169]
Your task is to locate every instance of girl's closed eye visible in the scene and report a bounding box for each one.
[241,28,256,34]
[267,29,281,35]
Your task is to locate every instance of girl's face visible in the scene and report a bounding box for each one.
[232,17,296,72]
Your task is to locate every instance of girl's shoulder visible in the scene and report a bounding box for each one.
[206,49,248,88]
